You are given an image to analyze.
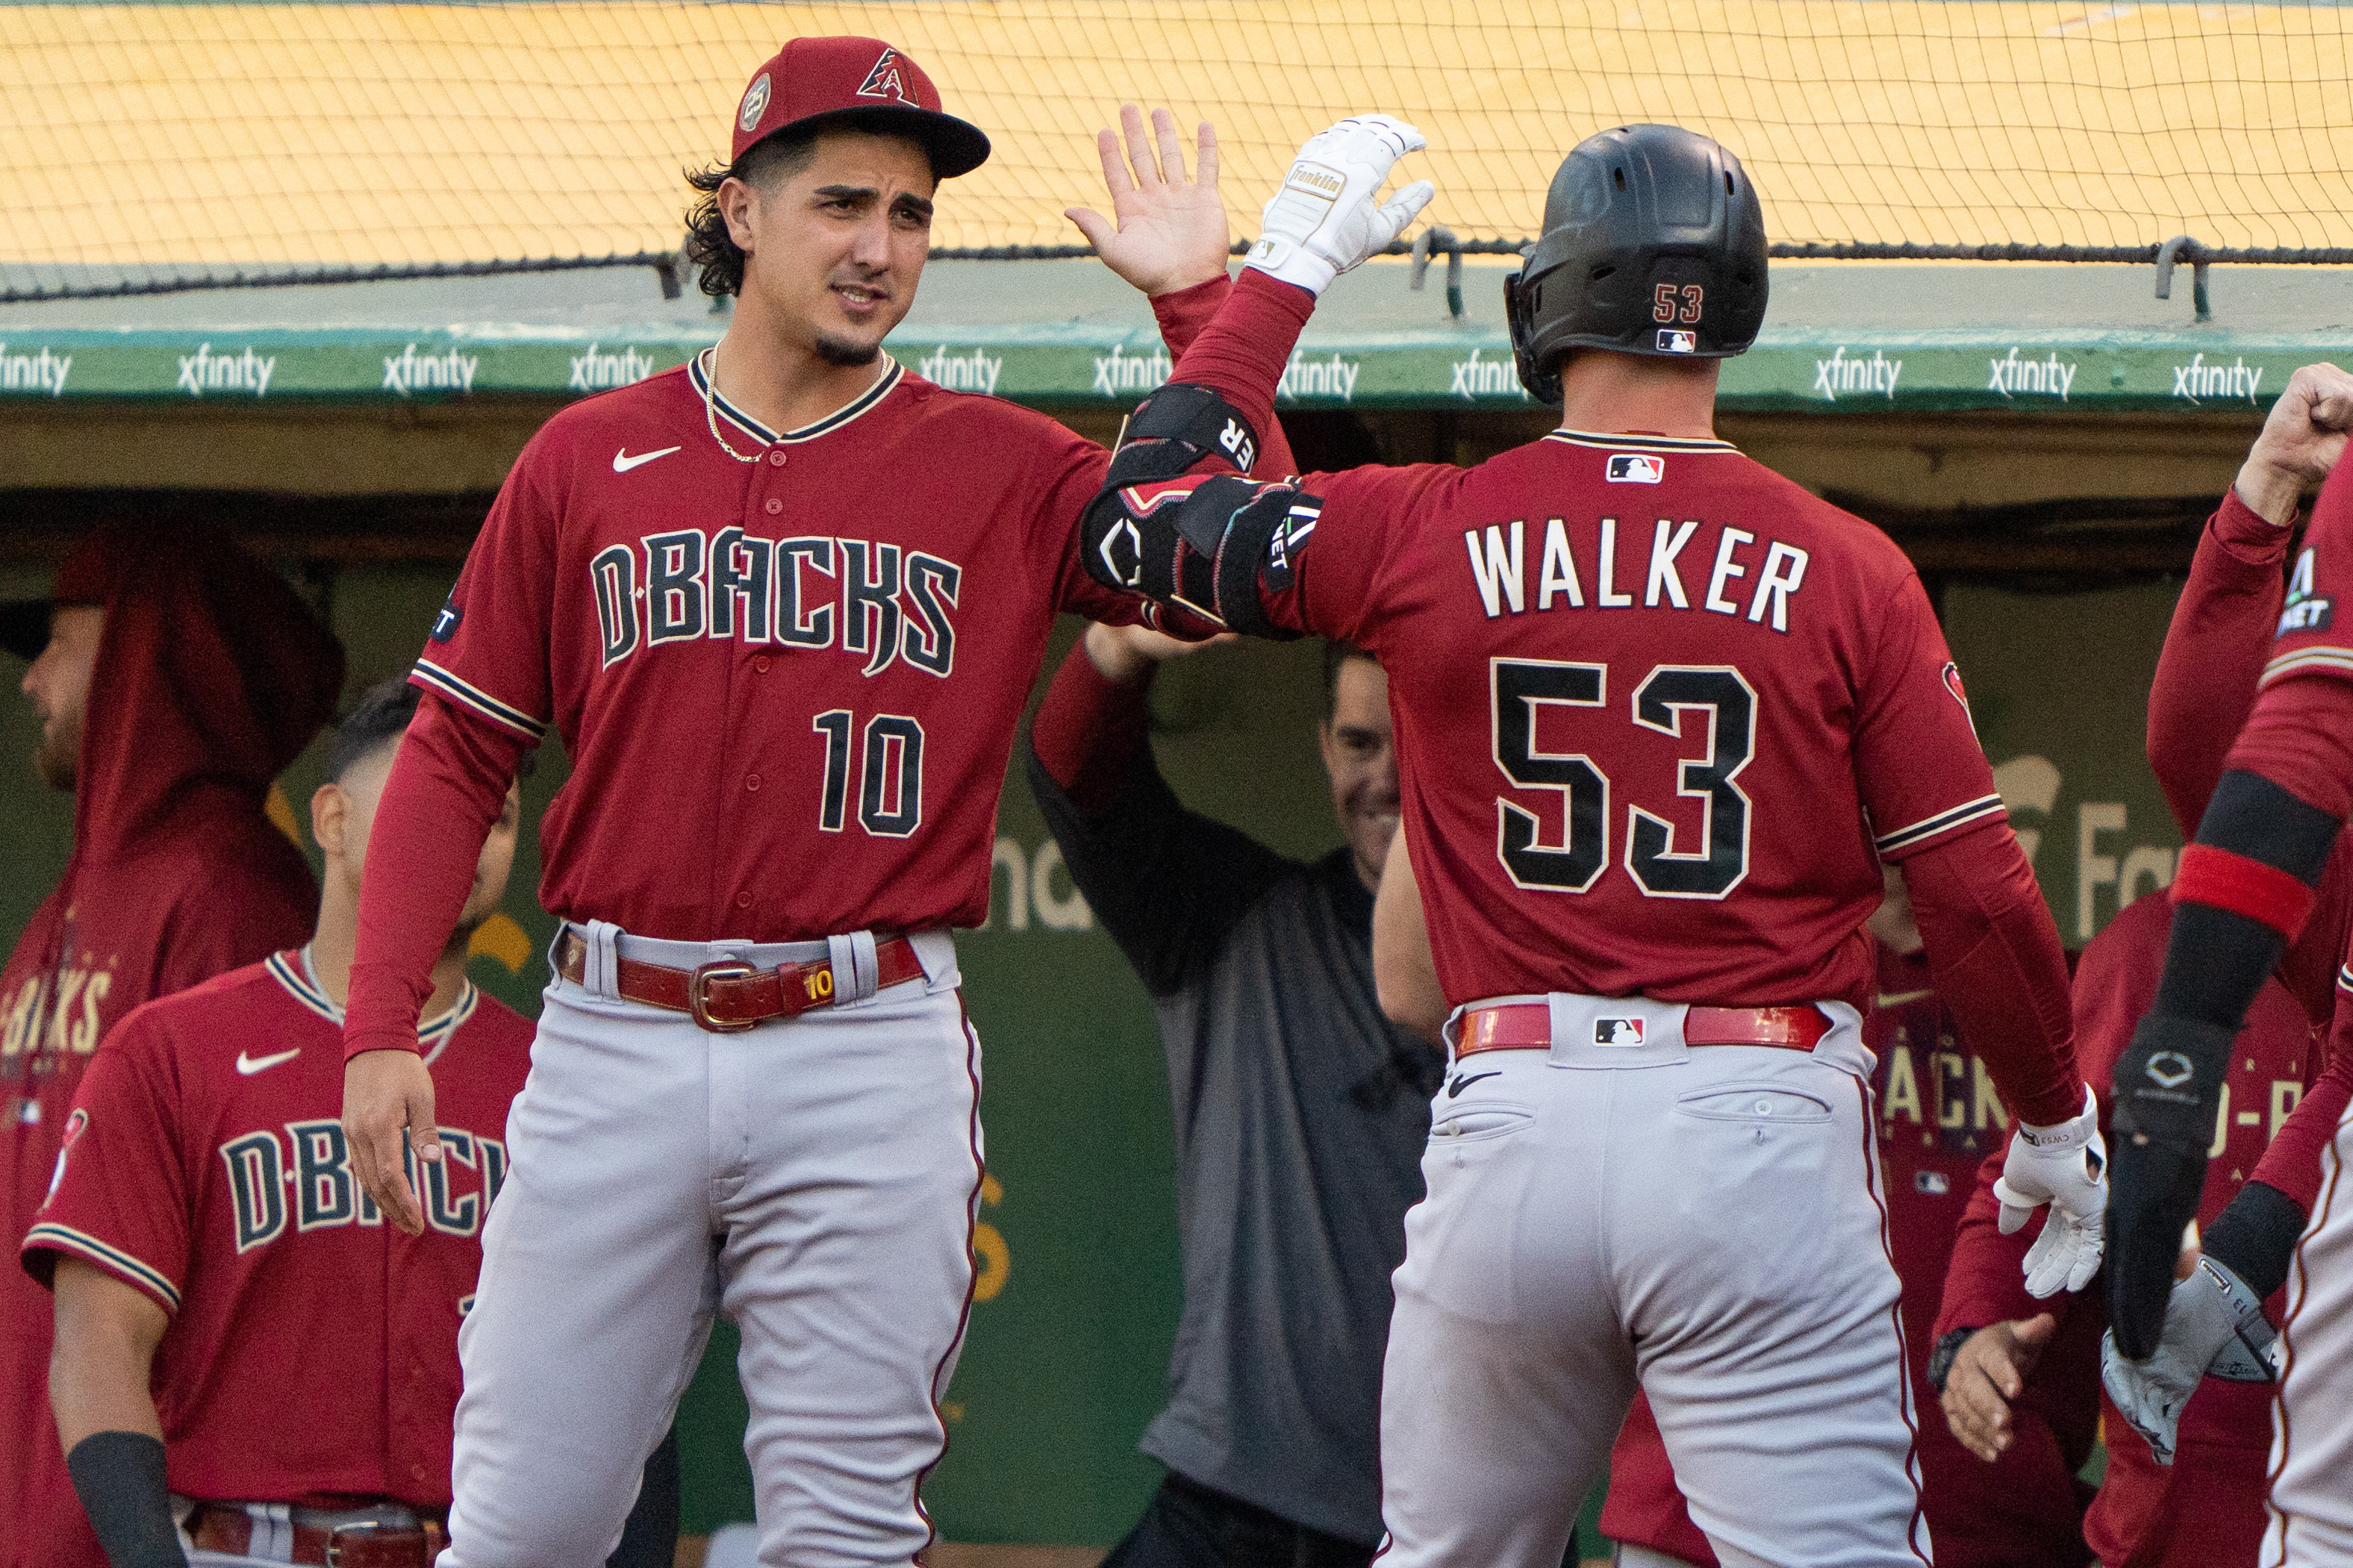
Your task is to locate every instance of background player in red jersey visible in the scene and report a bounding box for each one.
[335,41,1259,1568]
[23,679,528,1568]
[2088,363,2353,1567]
[1936,890,2316,1568]
[1081,113,2105,1568]
[2,522,343,1568]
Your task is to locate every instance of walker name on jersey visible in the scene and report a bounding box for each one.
[591,530,961,678]
[1463,516,1811,633]
[220,1119,508,1252]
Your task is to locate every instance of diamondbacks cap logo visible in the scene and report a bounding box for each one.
[1657,329,1697,354]
[1595,1017,1645,1046]
[738,72,772,134]
[857,46,913,104]
[1606,453,1663,484]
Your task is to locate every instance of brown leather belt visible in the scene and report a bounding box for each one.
[1456,1002,1831,1058]
[187,1504,444,1567]
[554,928,925,1033]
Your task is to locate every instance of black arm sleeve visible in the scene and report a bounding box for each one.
[66,1431,187,1568]
[1026,738,1298,999]
[2200,1179,2310,1302]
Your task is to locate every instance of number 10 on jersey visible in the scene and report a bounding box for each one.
[812,710,925,838]
[1491,658,1756,899]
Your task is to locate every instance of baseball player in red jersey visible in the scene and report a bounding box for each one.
[1605,872,2104,1568]
[2092,363,2353,1568]
[20,680,529,1568]
[1079,115,2106,1568]
[1938,890,2317,1568]
[3,524,343,1568]
[336,42,1252,1568]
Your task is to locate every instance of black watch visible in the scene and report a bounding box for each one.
[1926,1326,1978,1395]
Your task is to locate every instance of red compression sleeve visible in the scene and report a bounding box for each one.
[2227,673,2353,827]
[2249,1019,2353,1211]
[1150,275,1300,478]
[2149,490,2295,837]
[344,692,529,1059]
[1901,825,2084,1127]
[1167,269,1314,466]
[1030,644,1155,815]
[1935,1144,2046,1335]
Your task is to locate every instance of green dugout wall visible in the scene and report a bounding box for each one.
[2,257,2346,1549]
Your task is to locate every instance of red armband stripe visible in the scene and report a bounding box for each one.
[2172,843,2320,939]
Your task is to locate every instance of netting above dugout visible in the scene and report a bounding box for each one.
[3,0,2351,301]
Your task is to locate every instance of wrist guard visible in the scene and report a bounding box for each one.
[66,1431,188,1568]
[1082,384,1318,640]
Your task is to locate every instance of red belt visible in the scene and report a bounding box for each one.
[554,929,924,1033]
[188,1505,444,1568]
[1456,1002,1830,1058]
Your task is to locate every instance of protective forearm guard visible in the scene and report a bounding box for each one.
[66,1431,188,1568]
[1081,384,1319,640]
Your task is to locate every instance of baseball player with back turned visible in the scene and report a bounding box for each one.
[1076,114,2107,1568]
[337,38,1251,1568]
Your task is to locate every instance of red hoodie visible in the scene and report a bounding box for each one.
[0,522,342,1568]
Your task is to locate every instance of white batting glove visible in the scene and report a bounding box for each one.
[1994,1083,2109,1297]
[1244,115,1436,297]
[2099,1256,2279,1465]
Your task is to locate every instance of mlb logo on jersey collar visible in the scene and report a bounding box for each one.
[1606,454,1664,484]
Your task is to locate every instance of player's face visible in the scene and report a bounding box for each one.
[328,743,520,937]
[732,131,936,367]
[1321,655,1398,894]
[459,781,523,935]
[21,604,102,793]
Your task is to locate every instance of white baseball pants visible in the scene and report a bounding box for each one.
[2266,1094,2353,1568]
[440,923,980,1568]
[1378,995,1930,1568]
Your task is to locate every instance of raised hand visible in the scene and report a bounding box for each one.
[1244,114,1435,297]
[1066,105,1233,299]
[2236,361,2353,524]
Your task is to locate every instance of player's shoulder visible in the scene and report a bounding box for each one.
[515,363,699,466]
[461,987,539,1046]
[891,365,1082,447]
[96,955,287,1063]
[439,985,539,1072]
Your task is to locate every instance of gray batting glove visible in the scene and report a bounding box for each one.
[1995,1083,2109,1296]
[1245,115,1435,296]
[2098,1255,2279,1465]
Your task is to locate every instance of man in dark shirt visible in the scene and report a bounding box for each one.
[1028,625,1442,1568]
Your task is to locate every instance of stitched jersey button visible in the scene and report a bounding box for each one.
[768,451,787,466]
[764,497,782,515]
[736,891,752,909]
[752,655,770,673]
[744,773,760,791]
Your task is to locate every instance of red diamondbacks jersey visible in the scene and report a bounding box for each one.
[20,952,532,1508]
[416,356,1144,942]
[1264,431,2003,1010]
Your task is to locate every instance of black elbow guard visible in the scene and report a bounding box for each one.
[1083,473,1319,639]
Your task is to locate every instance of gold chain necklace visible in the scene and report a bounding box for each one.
[700,343,764,464]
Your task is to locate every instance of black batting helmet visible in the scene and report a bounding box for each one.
[1504,124,1769,402]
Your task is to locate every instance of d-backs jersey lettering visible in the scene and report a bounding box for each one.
[21,952,535,1508]
[1262,430,2004,1010]
[416,354,1148,943]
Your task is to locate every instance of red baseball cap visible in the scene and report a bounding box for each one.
[730,36,991,180]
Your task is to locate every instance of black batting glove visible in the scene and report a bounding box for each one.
[2105,1013,2231,1359]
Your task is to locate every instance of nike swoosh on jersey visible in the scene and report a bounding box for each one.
[1874,988,1936,1008]
[234,1046,302,1075]
[612,446,682,473]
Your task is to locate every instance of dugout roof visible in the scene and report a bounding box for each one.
[0,258,2346,412]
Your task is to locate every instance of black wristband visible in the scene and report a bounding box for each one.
[1926,1327,1978,1396]
[65,1431,187,1568]
[2201,1179,2309,1301]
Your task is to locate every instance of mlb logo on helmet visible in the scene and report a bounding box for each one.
[1657,329,1698,354]
[1595,1017,1645,1046]
[1606,453,1663,484]
[727,35,991,178]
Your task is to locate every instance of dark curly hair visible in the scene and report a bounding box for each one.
[682,131,823,298]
